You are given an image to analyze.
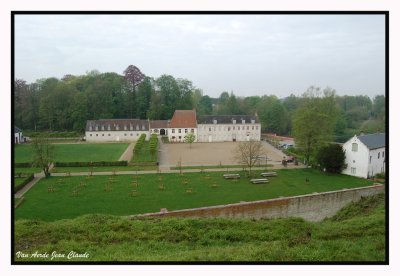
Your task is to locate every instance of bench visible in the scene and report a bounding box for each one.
[223,174,241,179]
[260,172,277,177]
[250,178,269,184]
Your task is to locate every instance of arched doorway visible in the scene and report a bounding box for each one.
[160,129,166,135]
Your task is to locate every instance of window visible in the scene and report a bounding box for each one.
[136,125,139,130]
[124,133,127,136]
[252,126,254,130]
[251,119,255,124]
[378,152,380,159]
[130,133,133,136]
[90,134,92,136]
[142,125,145,130]
[352,143,358,152]
[108,125,111,131]
[191,129,194,133]
[233,126,235,130]
[351,167,356,174]
[124,125,127,130]
[256,126,259,130]
[96,134,98,136]
[383,151,385,158]
[209,128,212,131]
[228,127,230,131]
[108,134,111,136]
[213,119,217,124]
[130,125,133,130]
[172,129,175,133]
[185,129,188,133]
[179,136,181,139]
[102,126,105,131]
[95,126,98,131]
[242,120,245,124]
[233,119,236,124]
[172,136,175,139]
[247,126,249,130]
[179,129,182,133]
[116,126,119,131]
[89,126,92,131]
[102,134,104,136]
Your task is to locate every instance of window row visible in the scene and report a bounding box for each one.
[89,133,141,137]
[89,125,146,131]
[199,125,258,131]
[171,129,195,134]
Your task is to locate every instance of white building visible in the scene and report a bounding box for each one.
[197,115,261,142]
[342,133,386,178]
[149,120,169,136]
[85,119,150,142]
[167,110,197,143]
[14,126,23,144]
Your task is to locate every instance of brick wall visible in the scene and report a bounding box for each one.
[135,184,384,222]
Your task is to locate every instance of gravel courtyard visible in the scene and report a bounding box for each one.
[160,141,286,167]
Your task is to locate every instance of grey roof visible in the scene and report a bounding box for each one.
[197,115,259,124]
[358,133,385,150]
[86,119,149,131]
[14,126,22,133]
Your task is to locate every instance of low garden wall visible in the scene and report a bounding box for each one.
[136,184,384,222]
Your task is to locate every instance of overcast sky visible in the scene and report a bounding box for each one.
[14,14,385,98]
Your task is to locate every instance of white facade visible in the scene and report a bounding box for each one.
[342,135,385,178]
[197,123,261,142]
[14,127,23,144]
[168,128,197,143]
[85,130,149,142]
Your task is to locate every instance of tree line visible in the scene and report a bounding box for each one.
[14,65,385,142]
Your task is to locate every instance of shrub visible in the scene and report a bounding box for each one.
[375,172,385,179]
[54,161,128,167]
[316,144,346,173]
[15,162,33,168]
[14,174,34,192]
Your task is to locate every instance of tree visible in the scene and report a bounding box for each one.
[197,95,213,116]
[31,136,54,177]
[316,144,346,173]
[123,65,145,87]
[233,140,265,175]
[292,87,339,165]
[184,132,196,148]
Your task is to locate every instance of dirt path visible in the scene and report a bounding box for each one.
[158,137,170,171]
[118,142,135,162]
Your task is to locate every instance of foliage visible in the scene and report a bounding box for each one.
[184,132,196,148]
[54,161,127,167]
[14,194,385,262]
[293,87,340,165]
[15,169,373,221]
[31,137,54,177]
[316,144,346,173]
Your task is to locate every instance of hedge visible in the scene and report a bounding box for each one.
[15,162,33,168]
[54,161,128,167]
[14,174,34,192]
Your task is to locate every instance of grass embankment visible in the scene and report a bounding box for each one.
[14,194,385,262]
[15,169,373,221]
[14,143,129,163]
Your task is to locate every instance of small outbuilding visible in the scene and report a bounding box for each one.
[342,133,385,178]
[14,126,24,144]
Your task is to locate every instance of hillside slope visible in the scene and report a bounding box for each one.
[14,194,385,262]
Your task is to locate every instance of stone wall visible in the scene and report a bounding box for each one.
[136,184,384,222]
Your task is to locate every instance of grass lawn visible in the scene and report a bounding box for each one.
[15,169,373,221]
[14,143,129,163]
[14,194,385,262]
[14,167,43,174]
[131,141,157,164]
[51,165,158,173]
[14,178,26,189]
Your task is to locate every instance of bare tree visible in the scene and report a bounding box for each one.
[233,140,265,175]
[31,136,54,177]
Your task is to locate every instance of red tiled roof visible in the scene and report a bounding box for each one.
[168,110,197,128]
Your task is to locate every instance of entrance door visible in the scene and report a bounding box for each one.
[208,135,212,143]
[160,129,166,135]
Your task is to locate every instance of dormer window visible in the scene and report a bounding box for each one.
[89,126,92,131]
[213,119,217,124]
[233,119,236,124]
[130,124,133,131]
[124,125,127,131]
[251,119,255,124]
[95,126,98,131]
[116,125,119,131]
[101,125,105,131]
[142,125,145,130]
[242,120,245,124]
[108,125,111,131]
[136,125,139,130]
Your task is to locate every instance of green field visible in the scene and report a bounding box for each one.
[14,194,385,262]
[51,165,158,173]
[14,143,129,163]
[14,167,43,174]
[15,169,373,221]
